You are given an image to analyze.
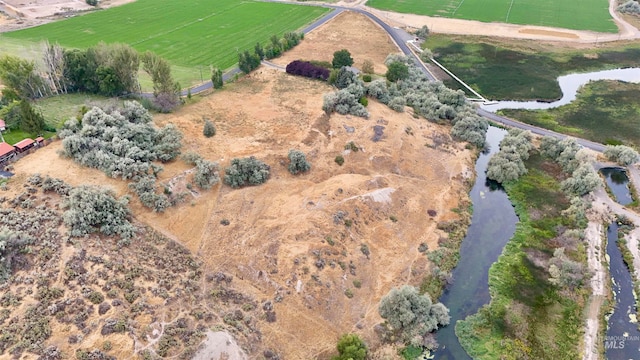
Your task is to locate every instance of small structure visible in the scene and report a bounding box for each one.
[35,136,45,146]
[0,142,16,162]
[0,120,5,132]
[14,138,35,153]
[344,66,360,75]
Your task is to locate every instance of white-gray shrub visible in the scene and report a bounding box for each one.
[486,129,533,183]
[560,163,601,196]
[63,186,134,239]
[618,0,640,14]
[388,97,406,112]
[224,157,270,188]
[288,150,311,175]
[194,160,220,190]
[378,285,450,347]
[366,80,391,104]
[323,89,369,118]
[451,112,489,148]
[604,145,640,166]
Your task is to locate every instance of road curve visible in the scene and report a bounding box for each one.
[181,0,609,153]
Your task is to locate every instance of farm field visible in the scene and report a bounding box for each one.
[424,35,640,101]
[366,0,617,32]
[0,0,329,86]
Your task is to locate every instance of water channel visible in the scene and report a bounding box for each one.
[481,68,640,112]
[434,126,518,359]
[600,167,640,359]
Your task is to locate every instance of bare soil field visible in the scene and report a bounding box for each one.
[271,11,399,74]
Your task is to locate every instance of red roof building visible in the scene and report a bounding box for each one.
[0,142,15,161]
[14,138,35,152]
[35,136,44,144]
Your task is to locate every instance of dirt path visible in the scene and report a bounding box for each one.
[334,0,640,43]
[583,220,607,360]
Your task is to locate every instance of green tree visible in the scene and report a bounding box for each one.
[141,51,180,112]
[0,55,47,99]
[203,119,216,138]
[385,62,409,82]
[238,50,261,73]
[19,100,46,134]
[332,49,354,69]
[254,42,265,60]
[331,334,367,360]
[211,68,223,89]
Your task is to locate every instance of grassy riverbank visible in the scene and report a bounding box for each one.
[456,153,589,359]
[501,81,640,148]
[424,35,640,101]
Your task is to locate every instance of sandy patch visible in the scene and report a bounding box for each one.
[518,29,580,39]
[192,331,247,360]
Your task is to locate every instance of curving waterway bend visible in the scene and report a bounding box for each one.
[481,68,640,112]
[434,126,518,359]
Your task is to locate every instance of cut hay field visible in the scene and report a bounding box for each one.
[0,0,328,84]
[366,0,617,32]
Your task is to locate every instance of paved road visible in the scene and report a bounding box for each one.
[177,1,609,153]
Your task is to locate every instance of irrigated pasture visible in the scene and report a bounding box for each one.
[366,0,616,32]
[1,0,328,71]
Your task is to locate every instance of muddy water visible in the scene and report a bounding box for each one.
[434,126,518,359]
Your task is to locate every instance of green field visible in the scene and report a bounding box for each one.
[0,0,328,87]
[502,81,640,148]
[425,35,640,101]
[367,0,616,32]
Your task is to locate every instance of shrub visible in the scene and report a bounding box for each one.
[0,228,33,281]
[451,112,488,148]
[286,60,330,81]
[323,85,369,118]
[560,163,601,196]
[333,67,358,89]
[604,145,639,166]
[366,80,391,104]
[548,247,586,289]
[415,25,430,39]
[203,118,216,138]
[63,186,134,239]
[194,160,220,190]
[618,0,640,14]
[332,49,354,69]
[288,150,311,175]
[378,285,449,347]
[335,155,344,166]
[388,97,405,112]
[486,129,533,183]
[224,157,270,188]
[361,60,374,74]
[181,151,203,165]
[331,334,367,360]
[359,96,368,107]
[362,74,372,82]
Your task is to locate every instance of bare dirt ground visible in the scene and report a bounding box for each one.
[9,13,474,359]
[0,0,135,31]
[271,11,399,74]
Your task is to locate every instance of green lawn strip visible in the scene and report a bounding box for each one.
[32,93,118,127]
[456,154,587,359]
[424,35,640,101]
[501,81,640,148]
[2,129,55,145]
[1,0,328,89]
[366,0,615,32]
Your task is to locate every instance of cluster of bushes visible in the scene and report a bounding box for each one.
[239,32,304,73]
[486,129,534,183]
[604,144,639,166]
[59,101,183,211]
[0,228,34,281]
[548,247,586,289]
[331,334,367,360]
[285,60,330,81]
[618,0,640,14]
[540,136,601,196]
[322,52,488,146]
[288,150,311,174]
[378,285,449,349]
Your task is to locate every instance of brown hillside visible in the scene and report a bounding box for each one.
[7,11,475,359]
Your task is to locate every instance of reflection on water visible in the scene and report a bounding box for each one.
[434,126,518,359]
[482,68,640,112]
[601,167,633,206]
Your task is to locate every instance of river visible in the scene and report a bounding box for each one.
[434,126,518,359]
[599,167,640,359]
[481,68,640,112]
